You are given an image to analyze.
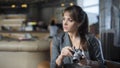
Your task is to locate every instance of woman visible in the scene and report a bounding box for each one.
[51,5,105,68]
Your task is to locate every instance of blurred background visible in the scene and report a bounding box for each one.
[0,0,120,68]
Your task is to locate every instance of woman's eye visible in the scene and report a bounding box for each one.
[69,19,73,22]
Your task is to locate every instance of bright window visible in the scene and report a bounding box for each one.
[83,0,99,14]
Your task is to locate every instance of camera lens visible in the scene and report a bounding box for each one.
[72,49,83,63]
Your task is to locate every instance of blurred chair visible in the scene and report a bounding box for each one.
[37,61,50,68]
[50,40,52,60]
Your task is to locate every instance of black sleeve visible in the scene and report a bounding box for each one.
[92,37,105,68]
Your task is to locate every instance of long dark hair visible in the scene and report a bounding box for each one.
[63,5,89,50]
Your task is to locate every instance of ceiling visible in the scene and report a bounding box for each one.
[0,0,61,8]
[0,0,45,3]
[0,0,73,8]
[0,0,74,5]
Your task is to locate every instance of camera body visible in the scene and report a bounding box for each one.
[71,48,83,63]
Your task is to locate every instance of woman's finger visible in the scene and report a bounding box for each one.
[61,46,73,56]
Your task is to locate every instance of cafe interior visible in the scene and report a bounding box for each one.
[0,0,120,68]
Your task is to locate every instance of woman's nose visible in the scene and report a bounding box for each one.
[63,20,68,25]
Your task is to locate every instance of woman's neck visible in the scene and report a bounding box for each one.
[68,31,79,40]
[68,31,82,50]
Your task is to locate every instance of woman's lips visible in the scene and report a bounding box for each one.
[63,26,68,29]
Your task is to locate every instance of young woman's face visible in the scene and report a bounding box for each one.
[63,11,79,33]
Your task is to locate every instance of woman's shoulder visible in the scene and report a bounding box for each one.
[86,33,100,46]
[53,32,65,40]
[86,33,99,41]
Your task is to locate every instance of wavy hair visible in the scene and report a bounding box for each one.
[63,5,89,50]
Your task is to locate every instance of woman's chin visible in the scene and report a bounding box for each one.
[63,30,68,32]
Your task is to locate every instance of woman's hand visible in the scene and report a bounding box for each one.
[56,46,73,66]
[60,46,73,57]
[78,56,90,66]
